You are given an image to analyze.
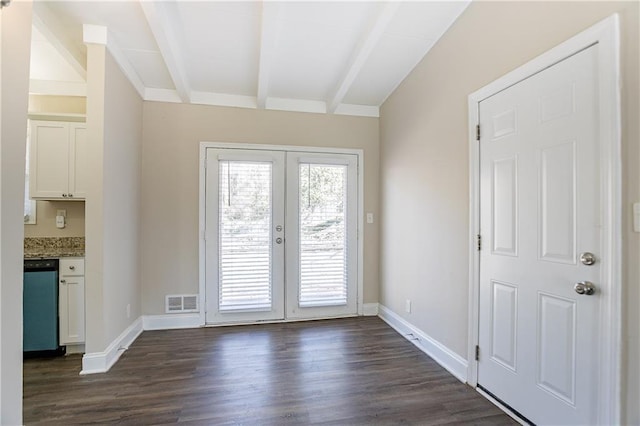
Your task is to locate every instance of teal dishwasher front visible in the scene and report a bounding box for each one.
[23,259,60,353]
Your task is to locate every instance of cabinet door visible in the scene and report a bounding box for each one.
[30,121,70,199]
[68,124,88,199]
[59,275,85,345]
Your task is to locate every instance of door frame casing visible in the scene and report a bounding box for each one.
[198,141,365,325]
[467,15,621,424]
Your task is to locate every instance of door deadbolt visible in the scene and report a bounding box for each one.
[579,252,596,266]
[275,225,283,232]
[275,237,283,244]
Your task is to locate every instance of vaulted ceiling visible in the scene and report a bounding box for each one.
[29,1,470,117]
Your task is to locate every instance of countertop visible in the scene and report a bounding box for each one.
[24,237,85,260]
[24,249,85,259]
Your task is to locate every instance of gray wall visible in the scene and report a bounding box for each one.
[140,102,380,315]
[379,1,639,423]
[0,1,32,423]
[102,51,142,345]
[85,41,143,353]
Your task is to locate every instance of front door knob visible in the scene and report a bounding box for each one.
[574,281,596,295]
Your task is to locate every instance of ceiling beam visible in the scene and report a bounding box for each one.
[327,2,400,113]
[256,2,283,109]
[83,24,146,99]
[140,1,191,103]
[32,2,87,80]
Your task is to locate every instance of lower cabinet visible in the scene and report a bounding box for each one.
[59,258,85,345]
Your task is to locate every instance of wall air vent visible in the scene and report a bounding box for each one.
[165,294,199,313]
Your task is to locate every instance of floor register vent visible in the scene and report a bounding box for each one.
[165,294,199,313]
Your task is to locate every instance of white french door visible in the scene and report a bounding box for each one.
[205,149,286,323]
[285,153,358,319]
[204,148,358,324]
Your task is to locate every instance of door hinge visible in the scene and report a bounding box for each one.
[475,345,480,361]
[476,124,481,141]
[477,234,482,251]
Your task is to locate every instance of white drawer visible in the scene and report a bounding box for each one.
[60,258,84,276]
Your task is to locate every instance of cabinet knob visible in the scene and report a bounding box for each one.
[60,279,66,284]
[69,266,75,270]
[68,193,74,198]
[62,193,68,198]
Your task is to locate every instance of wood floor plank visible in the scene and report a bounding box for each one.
[23,317,516,425]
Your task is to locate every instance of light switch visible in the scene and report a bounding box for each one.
[366,213,374,224]
[634,202,640,233]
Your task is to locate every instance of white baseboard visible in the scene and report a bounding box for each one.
[142,313,202,330]
[362,303,379,316]
[378,304,468,382]
[81,316,143,375]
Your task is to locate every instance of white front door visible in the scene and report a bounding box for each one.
[478,45,600,425]
[205,148,358,324]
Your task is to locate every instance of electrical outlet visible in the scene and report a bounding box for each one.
[126,304,131,319]
[56,209,67,218]
[405,299,411,313]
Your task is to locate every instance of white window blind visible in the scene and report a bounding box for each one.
[298,163,348,307]
[218,161,273,311]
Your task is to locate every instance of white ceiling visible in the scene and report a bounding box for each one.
[29,1,470,117]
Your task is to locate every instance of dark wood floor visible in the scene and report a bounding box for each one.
[24,317,516,425]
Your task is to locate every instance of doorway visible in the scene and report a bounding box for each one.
[468,16,621,425]
[203,146,359,324]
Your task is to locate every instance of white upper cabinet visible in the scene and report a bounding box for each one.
[69,125,88,198]
[29,120,88,200]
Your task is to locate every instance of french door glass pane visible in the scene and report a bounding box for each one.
[219,161,272,311]
[298,163,348,307]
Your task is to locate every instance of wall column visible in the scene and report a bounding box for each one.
[0,1,33,423]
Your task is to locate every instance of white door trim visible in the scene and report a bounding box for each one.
[467,14,621,424]
[198,141,365,326]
